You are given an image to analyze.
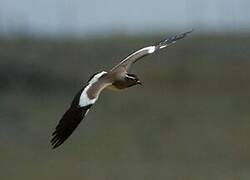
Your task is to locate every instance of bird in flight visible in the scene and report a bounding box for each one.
[51,30,193,149]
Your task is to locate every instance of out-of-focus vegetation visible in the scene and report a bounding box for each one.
[1,34,250,180]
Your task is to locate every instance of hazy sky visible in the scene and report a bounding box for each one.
[0,0,249,36]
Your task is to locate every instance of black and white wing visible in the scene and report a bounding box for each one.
[111,29,193,72]
[51,71,110,149]
[50,86,94,149]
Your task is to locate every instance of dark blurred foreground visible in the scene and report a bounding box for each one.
[0,34,250,180]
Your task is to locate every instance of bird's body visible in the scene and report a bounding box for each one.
[51,30,193,149]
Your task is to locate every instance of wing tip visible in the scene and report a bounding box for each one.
[50,134,62,149]
[185,28,194,35]
[50,104,93,149]
[155,29,194,49]
[51,139,63,149]
[170,29,194,41]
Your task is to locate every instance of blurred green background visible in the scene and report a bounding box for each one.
[1,34,250,179]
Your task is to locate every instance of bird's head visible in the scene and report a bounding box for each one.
[125,74,142,87]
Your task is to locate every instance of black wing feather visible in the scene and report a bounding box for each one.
[51,104,92,149]
[51,85,93,149]
[155,29,193,49]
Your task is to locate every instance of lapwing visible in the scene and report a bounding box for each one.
[51,30,193,149]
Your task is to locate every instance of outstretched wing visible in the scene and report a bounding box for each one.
[51,71,111,149]
[111,29,193,72]
[51,86,94,149]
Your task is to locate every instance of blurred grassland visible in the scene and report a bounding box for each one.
[0,34,250,180]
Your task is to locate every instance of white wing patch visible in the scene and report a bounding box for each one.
[128,46,156,58]
[79,71,107,107]
[146,46,156,53]
[79,89,97,107]
[122,46,156,64]
[88,71,107,84]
